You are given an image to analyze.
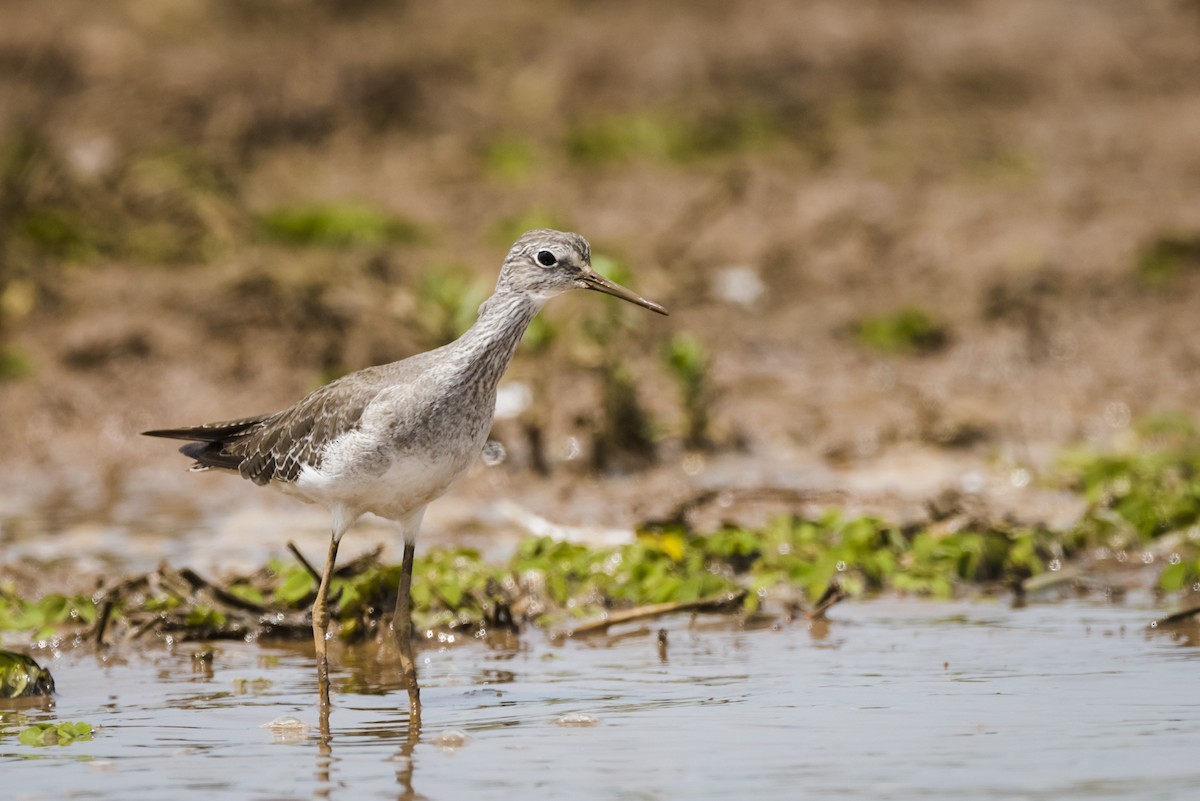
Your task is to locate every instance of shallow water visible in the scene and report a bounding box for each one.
[3,598,1199,801]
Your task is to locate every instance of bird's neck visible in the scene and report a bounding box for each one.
[447,288,541,395]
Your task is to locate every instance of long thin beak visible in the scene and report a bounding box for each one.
[581,272,669,316]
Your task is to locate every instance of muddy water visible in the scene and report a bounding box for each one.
[3,598,1199,800]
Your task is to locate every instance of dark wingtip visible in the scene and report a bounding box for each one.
[179,441,208,460]
[142,427,205,441]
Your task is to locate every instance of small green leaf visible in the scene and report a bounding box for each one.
[19,726,49,746]
[185,606,227,628]
[275,570,316,606]
[18,721,93,747]
[227,584,265,606]
[1158,561,1190,593]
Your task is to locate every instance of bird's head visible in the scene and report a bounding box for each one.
[498,229,668,315]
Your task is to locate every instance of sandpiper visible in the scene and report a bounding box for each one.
[144,229,667,721]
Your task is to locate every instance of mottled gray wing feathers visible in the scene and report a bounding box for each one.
[234,384,377,484]
[143,366,395,486]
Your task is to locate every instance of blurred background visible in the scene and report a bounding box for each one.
[2,0,1200,572]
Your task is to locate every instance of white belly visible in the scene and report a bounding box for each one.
[285,431,481,523]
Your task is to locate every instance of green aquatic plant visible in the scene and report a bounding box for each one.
[204,518,1056,637]
[1060,428,1200,544]
[710,512,1046,605]
[263,559,317,606]
[18,721,92,746]
[258,203,424,248]
[184,606,228,629]
[513,533,737,613]
[894,527,1045,598]
[406,548,505,632]
[1055,414,1200,592]
[142,593,181,612]
[225,583,266,606]
[500,512,1047,618]
[0,593,95,639]
[1158,554,1200,593]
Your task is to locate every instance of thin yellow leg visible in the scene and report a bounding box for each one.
[392,540,421,725]
[313,534,341,712]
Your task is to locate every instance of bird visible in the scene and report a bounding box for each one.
[143,229,668,721]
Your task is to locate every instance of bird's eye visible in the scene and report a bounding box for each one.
[536,250,557,267]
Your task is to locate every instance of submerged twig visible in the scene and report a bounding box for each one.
[89,572,151,646]
[153,564,196,602]
[554,591,747,638]
[1151,603,1200,628]
[91,598,114,647]
[129,613,166,641]
[806,582,845,620]
[334,545,384,578]
[286,541,323,585]
[177,567,271,614]
[1021,569,1079,595]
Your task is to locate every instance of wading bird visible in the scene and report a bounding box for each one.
[144,230,667,722]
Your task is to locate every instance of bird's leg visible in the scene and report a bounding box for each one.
[313,533,342,712]
[392,540,421,725]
